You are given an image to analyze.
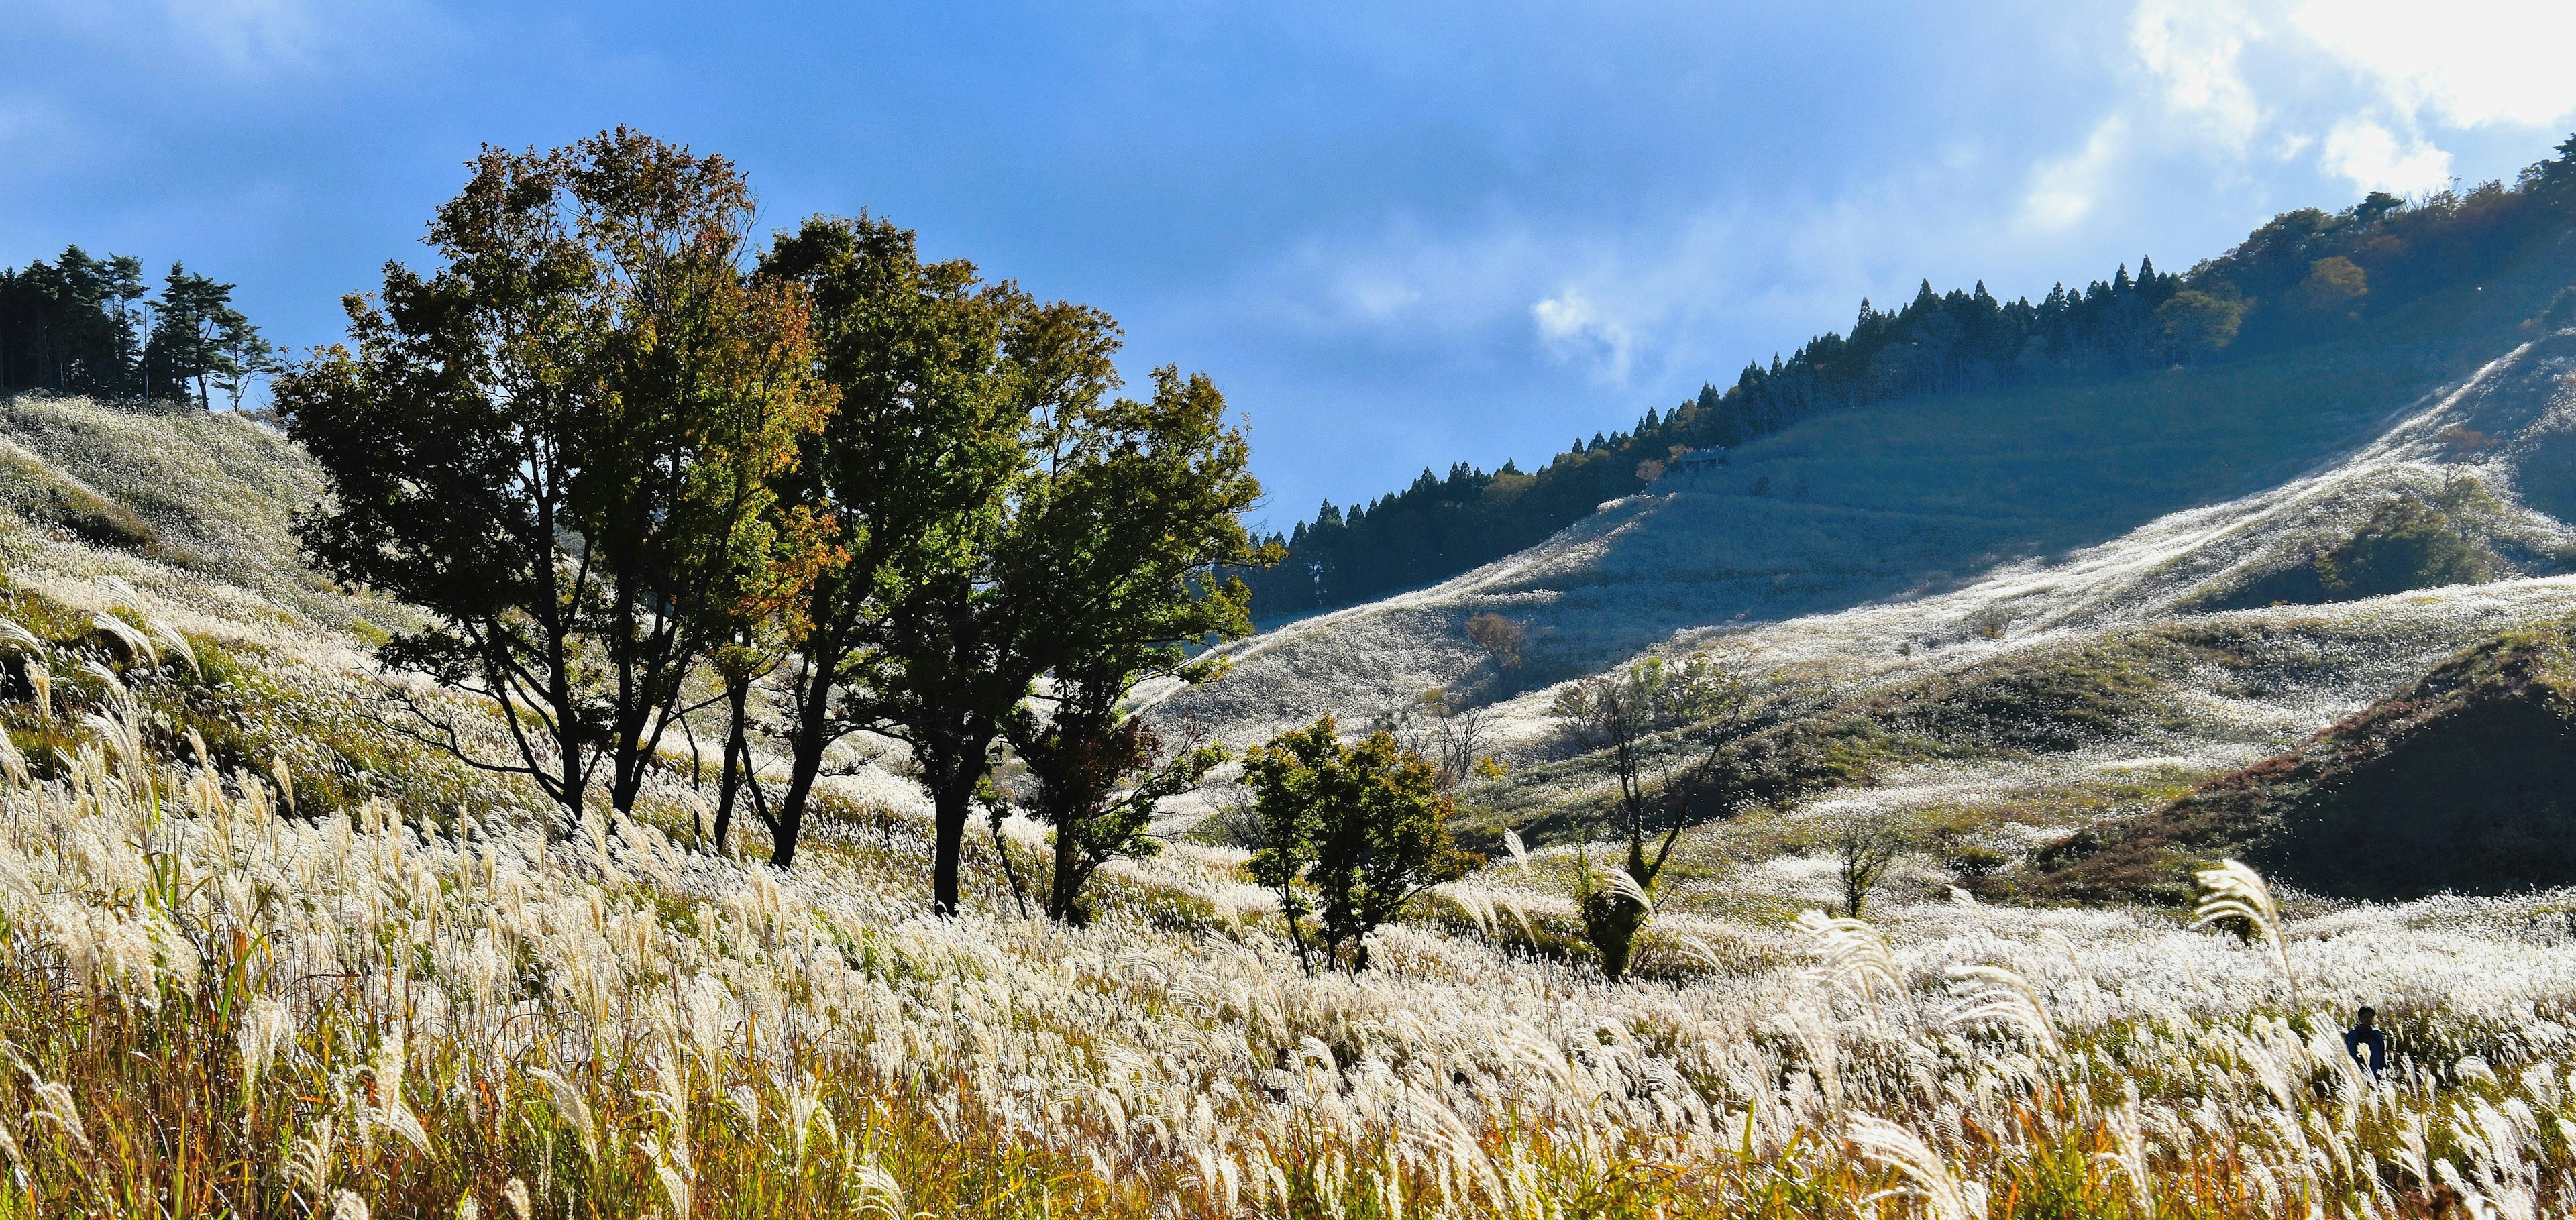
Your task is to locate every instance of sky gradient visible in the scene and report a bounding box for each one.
[5,0,2574,531]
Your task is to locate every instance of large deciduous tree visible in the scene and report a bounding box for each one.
[276,129,830,828]
[761,218,1269,907]
[997,366,1273,923]
[841,298,1127,916]
[752,215,1028,869]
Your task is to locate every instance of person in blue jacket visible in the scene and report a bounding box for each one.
[2344,1005,2387,1078]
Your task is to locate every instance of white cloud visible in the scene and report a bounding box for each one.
[2318,117,2452,195]
[2290,0,2576,130]
[2129,0,2263,150]
[1336,272,1421,321]
[2091,0,2575,211]
[1532,290,1635,383]
[2022,117,2129,233]
[164,0,324,72]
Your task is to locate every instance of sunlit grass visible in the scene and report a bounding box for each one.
[9,654,2576,1217]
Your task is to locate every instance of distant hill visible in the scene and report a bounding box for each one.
[1241,136,2576,621]
[2031,620,2576,903]
[1150,234,2576,753]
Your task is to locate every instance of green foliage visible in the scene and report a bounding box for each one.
[140,262,255,409]
[0,249,142,402]
[278,129,830,827]
[1242,716,1471,972]
[2297,254,2369,313]
[0,247,270,408]
[2157,288,2245,362]
[767,213,1274,906]
[2218,481,2504,608]
[998,364,1273,921]
[752,213,1030,869]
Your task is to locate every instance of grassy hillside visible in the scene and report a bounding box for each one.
[0,395,403,632]
[2033,618,2576,904]
[1154,229,2576,757]
[1247,158,2576,620]
[12,385,2576,1218]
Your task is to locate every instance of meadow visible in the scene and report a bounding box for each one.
[2,365,2575,1220]
[0,515,2552,1220]
[6,678,2576,1219]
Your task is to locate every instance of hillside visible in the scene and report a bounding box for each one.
[1152,226,2576,755]
[2033,621,2576,903]
[1242,151,2576,619]
[9,393,2576,1217]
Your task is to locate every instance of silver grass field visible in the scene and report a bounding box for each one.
[1,394,2575,1217]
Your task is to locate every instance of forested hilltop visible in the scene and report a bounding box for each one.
[0,247,275,408]
[1243,135,2576,619]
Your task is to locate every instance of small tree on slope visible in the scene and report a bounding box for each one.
[1243,716,1471,973]
[1548,652,1754,979]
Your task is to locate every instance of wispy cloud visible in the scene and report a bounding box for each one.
[24,0,439,79]
[2318,117,2451,196]
[2021,118,2131,234]
[1531,290,1634,383]
[2129,0,2263,152]
[2112,0,2576,197]
[164,0,325,72]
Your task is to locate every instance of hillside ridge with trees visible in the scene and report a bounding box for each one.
[1242,135,2576,618]
[0,247,276,409]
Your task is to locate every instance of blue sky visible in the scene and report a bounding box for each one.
[5,1,2574,532]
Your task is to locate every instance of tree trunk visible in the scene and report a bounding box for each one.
[769,623,846,870]
[1046,817,1083,923]
[932,772,973,918]
[922,722,998,918]
[711,673,751,856]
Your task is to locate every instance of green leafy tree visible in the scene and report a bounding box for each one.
[1242,716,1471,973]
[2298,255,2369,313]
[211,309,281,411]
[100,255,147,399]
[1549,651,1754,979]
[847,320,1236,918]
[277,129,830,828]
[752,215,1027,869]
[998,366,1274,921]
[144,263,236,407]
[2315,488,2500,598]
[2156,289,2245,363]
[764,218,1267,903]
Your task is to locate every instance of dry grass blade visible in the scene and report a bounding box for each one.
[1847,1114,1978,1220]
[1604,867,1653,913]
[87,612,156,670]
[1941,964,2061,1059]
[2193,858,2292,1000]
[0,616,45,656]
[1795,908,1909,1025]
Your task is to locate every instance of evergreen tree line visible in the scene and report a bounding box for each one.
[1240,135,2576,619]
[280,131,1466,947]
[0,247,276,408]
